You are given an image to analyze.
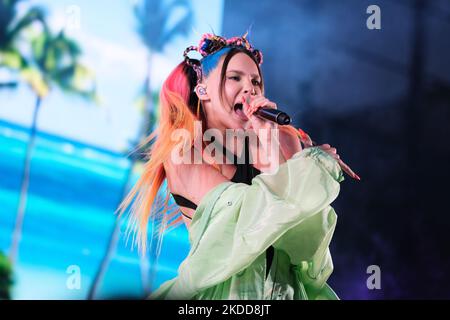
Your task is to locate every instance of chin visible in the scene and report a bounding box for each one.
[227,121,247,131]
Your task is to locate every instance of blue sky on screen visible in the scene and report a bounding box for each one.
[0,0,223,152]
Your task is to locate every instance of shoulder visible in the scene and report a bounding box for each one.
[164,149,230,206]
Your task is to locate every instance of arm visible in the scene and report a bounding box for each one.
[251,126,303,173]
[279,126,303,160]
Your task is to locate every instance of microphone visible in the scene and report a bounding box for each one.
[234,103,292,125]
[254,107,291,125]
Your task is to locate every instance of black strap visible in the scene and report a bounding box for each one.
[180,211,193,220]
[266,246,274,278]
[172,194,197,211]
[171,137,260,216]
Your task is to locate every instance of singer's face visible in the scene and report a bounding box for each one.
[202,52,263,132]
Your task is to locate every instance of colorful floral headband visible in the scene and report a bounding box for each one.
[183,32,263,82]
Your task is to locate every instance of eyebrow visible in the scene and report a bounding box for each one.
[227,70,260,79]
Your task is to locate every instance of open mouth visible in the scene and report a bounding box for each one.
[233,103,248,121]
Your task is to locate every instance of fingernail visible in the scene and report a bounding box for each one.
[298,128,307,139]
[354,174,361,181]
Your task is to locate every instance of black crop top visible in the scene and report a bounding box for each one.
[170,137,274,277]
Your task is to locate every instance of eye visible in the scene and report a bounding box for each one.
[252,79,261,86]
[228,76,240,81]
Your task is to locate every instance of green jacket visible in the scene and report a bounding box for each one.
[150,146,344,300]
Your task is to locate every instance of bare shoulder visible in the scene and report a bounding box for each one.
[164,152,229,207]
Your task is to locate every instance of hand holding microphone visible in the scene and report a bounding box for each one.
[241,95,291,125]
[241,95,288,170]
[242,96,361,181]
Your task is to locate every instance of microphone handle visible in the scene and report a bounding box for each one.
[254,107,292,125]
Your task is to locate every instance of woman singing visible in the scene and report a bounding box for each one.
[118,33,357,300]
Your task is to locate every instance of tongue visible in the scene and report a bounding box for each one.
[235,107,249,121]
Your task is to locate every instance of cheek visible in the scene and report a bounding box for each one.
[255,85,263,95]
[224,83,239,104]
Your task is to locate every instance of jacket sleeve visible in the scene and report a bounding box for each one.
[149,146,344,300]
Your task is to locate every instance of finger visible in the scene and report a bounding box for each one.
[248,95,265,106]
[250,97,277,110]
[337,158,361,181]
[248,98,270,116]
[318,145,333,152]
[323,149,339,160]
[253,98,270,107]
[242,95,248,107]
[248,104,261,117]
[330,152,340,160]
[319,146,360,180]
[256,99,277,109]
[298,128,314,147]
[251,100,272,114]
[242,96,252,115]
[242,96,252,110]
[250,99,268,113]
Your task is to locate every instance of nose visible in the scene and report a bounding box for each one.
[243,79,256,96]
[243,89,256,95]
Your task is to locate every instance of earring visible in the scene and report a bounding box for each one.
[198,86,206,95]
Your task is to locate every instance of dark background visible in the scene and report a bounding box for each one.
[223,0,450,299]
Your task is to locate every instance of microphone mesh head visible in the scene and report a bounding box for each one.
[278,114,291,125]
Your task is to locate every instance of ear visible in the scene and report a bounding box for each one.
[195,84,209,101]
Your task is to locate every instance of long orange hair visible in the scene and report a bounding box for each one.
[117,50,305,254]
